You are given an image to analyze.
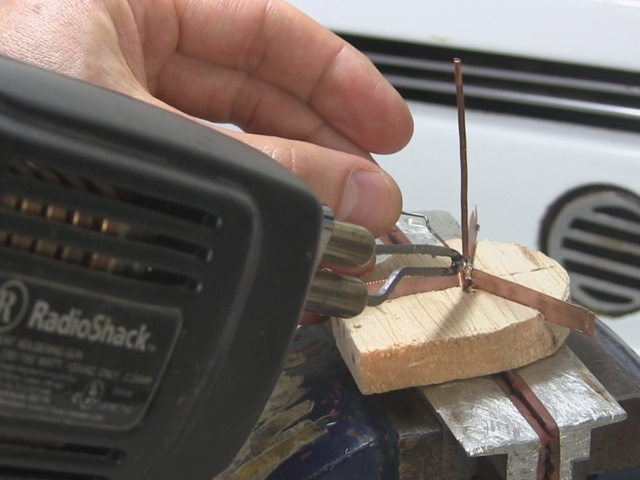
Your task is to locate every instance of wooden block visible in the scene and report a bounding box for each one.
[332,239,570,394]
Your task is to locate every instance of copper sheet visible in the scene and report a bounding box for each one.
[366,274,459,301]
[471,270,596,336]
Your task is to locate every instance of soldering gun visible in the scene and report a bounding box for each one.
[0,55,393,479]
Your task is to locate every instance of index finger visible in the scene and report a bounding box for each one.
[173,0,413,154]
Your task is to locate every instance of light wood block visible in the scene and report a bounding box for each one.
[332,239,570,394]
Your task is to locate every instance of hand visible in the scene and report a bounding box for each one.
[0,0,412,236]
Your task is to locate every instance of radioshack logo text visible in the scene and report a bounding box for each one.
[27,301,151,352]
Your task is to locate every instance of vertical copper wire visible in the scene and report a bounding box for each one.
[454,58,469,260]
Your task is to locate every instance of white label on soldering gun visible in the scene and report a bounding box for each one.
[0,276,182,430]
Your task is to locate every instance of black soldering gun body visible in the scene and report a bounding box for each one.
[0,55,323,479]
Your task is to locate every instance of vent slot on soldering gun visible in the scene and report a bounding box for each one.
[0,434,122,479]
[0,158,221,292]
[0,467,106,480]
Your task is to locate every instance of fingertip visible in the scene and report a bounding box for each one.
[379,95,414,154]
[313,44,414,155]
[336,168,402,237]
[358,72,414,155]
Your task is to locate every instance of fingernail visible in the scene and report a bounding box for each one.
[337,170,397,232]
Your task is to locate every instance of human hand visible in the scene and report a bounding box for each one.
[0,0,412,236]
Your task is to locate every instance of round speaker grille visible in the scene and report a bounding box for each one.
[540,185,640,317]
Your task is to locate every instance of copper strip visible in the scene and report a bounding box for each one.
[366,275,460,301]
[471,269,595,336]
[454,58,469,260]
[494,371,561,480]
